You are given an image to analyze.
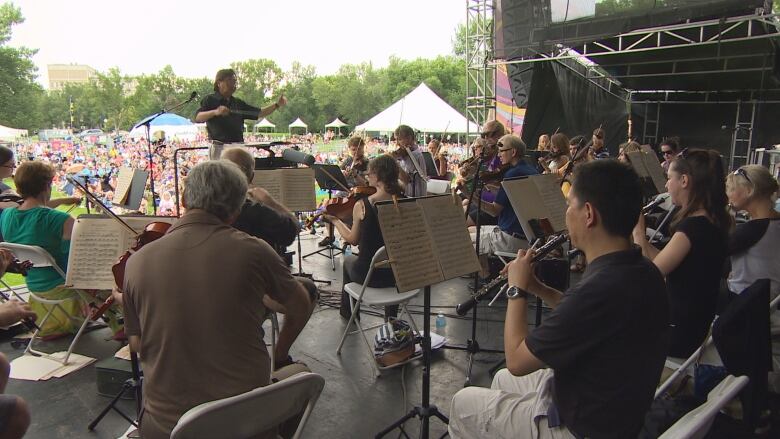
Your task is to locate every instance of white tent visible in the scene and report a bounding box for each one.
[0,124,28,139]
[255,118,276,129]
[289,118,307,129]
[355,83,479,133]
[325,118,348,128]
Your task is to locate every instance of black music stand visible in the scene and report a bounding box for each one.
[443,154,504,387]
[302,164,350,270]
[111,169,149,212]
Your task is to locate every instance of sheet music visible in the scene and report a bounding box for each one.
[531,174,568,232]
[641,153,668,194]
[282,168,316,211]
[252,170,284,202]
[502,174,568,240]
[376,201,442,292]
[65,216,175,290]
[113,167,135,204]
[419,196,480,280]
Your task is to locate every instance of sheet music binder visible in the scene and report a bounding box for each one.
[111,169,149,212]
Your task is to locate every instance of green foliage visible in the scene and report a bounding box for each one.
[0,3,43,130]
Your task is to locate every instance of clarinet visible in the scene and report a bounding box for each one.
[455,233,569,316]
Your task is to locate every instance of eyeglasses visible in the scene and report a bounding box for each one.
[733,168,752,185]
[497,142,512,153]
[480,131,495,139]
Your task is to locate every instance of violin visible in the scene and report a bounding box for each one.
[478,163,510,184]
[305,185,376,228]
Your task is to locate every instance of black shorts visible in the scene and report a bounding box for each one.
[467,204,498,226]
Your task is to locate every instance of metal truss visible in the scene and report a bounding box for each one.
[465,0,495,137]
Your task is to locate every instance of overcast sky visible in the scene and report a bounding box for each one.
[8,0,465,85]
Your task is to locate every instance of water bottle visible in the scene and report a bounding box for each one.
[435,313,446,329]
[344,244,352,257]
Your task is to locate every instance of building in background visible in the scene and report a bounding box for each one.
[47,64,96,90]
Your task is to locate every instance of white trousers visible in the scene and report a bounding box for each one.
[448,369,576,439]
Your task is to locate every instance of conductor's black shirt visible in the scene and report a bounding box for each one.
[197,92,260,143]
[525,246,669,439]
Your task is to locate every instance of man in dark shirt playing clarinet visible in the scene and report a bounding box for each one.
[450,160,669,439]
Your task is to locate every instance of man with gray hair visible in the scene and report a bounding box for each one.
[121,160,312,439]
[472,134,539,279]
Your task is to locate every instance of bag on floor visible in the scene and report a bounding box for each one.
[374,318,415,367]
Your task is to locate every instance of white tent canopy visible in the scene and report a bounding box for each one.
[0,124,28,139]
[255,118,276,128]
[325,118,348,128]
[355,83,479,133]
[289,117,307,129]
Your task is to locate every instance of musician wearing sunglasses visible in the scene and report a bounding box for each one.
[195,68,287,145]
[472,134,538,279]
[725,165,780,309]
[633,148,731,358]
[659,137,680,174]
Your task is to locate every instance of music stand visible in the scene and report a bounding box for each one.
[302,164,350,269]
[111,170,149,212]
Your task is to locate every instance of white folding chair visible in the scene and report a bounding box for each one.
[263,311,280,369]
[0,242,91,365]
[658,375,749,439]
[170,372,325,439]
[336,246,422,376]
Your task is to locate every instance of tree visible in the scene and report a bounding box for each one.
[230,58,283,107]
[0,3,43,130]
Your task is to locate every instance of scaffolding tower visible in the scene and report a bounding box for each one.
[465,0,496,138]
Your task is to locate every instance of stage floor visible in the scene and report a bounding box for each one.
[1,232,547,438]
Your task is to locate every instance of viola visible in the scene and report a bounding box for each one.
[479,163,510,183]
[306,185,376,228]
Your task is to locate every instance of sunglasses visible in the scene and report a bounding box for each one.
[733,168,752,185]
[480,131,496,139]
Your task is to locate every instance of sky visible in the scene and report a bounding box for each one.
[8,0,465,86]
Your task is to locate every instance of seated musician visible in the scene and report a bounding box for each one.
[391,125,427,198]
[195,68,286,158]
[120,161,312,439]
[0,161,119,337]
[321,155,403,320]
[221,147,318,316]
[617,140,642,163]
[633,149,730,358]
[450,160,669,439]
[472,134,538,279]
[538,133,570,175]
[588,127,610,160]
[426,139,449,179]
[0,249,35,439]
[461,121,505,227]
[537,133,550,152]
[318,136,369,247]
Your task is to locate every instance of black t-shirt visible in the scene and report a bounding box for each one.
[353,197,394,286]
[667,216,727,357]
[197,92,260,143]
[525,247,669,439]
[232,199,299,250]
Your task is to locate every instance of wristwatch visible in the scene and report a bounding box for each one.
[506,285,530,300]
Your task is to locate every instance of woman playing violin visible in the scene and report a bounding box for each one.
[322,155,404,320]
[340,136,369,188]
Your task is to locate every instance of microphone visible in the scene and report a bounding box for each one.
[187,91,198,103]
[642,194,669,215]
[281,148,315,166]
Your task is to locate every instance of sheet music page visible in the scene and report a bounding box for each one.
[113,167,135,204]
[65,216,175,290]
[641,152,668,194]
[252,170,284,203]
[418,196,480,280]
[281,168,316,212]
[502,178,548,239]
[627,152,651,178]
[376,201,443,292]
[530,174,568,232]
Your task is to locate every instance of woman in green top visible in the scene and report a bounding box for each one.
[0,161,83,337]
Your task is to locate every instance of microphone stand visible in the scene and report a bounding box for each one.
[444,151,503,387]
[133,93,197,215]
